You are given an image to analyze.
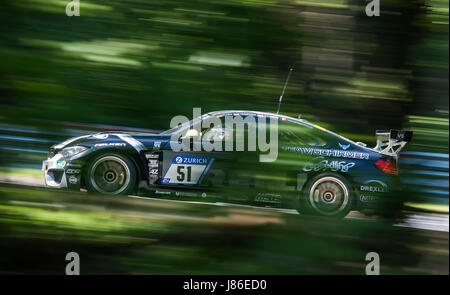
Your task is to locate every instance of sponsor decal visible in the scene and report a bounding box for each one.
[360,180,388,193]
[172,192,208,198]
[173,156,209,165]
[68,175,78,185]
[303,159,355,173]
[282,146,370,160]
[339,143,350,150]
[94,142,126,147]
[360,195,377,202]
[255,193,281,204]
[359,180,387,202]
[146,153,160,184]
[360,185,387,193]
[174,191,200,197]
[66,169,80,174]
[145,153,159,159]
[56,160,66,168]
[162,155,214,185]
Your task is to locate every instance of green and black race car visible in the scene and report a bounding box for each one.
[43,110,412,217]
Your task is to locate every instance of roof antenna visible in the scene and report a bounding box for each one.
[276,67,293,114]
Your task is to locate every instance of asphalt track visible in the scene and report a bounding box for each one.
[1,175,448,233]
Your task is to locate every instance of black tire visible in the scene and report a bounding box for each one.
[85,153,137,195]
[298,173,354,218]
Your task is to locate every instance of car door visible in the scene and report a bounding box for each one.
[158,125,216,190]
[157,113,259,202]
[204,114,259,201]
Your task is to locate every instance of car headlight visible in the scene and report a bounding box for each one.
[60,146,87,158]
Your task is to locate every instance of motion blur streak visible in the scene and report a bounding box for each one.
[0,0,448,274]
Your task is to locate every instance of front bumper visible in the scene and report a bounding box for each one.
[42,154,81,189]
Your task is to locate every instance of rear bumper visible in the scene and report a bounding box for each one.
[354,175,402,212]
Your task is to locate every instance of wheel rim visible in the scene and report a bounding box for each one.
[90,156,130,194]
[309,177,349,216]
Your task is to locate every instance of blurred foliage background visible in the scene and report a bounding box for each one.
[0,0,448,151]
[0,0,448,274]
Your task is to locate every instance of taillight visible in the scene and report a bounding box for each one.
[375,159,398,175]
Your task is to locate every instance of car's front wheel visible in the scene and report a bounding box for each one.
[86,153,137,195]
[299,173,354,218]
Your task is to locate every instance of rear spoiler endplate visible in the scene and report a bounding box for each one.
[374,130,413,159]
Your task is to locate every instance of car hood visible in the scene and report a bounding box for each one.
[50,131,172,153]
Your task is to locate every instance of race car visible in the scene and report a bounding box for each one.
[42,110,412,217]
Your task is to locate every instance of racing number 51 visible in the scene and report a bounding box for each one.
[177,165,192,182]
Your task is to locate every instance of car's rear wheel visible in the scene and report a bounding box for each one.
[86,153,137,195]
[299,173,353,218]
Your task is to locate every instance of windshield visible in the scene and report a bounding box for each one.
[160,115,206,135]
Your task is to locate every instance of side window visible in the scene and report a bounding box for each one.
[201,115,258,151]
[201,116,228,142]
[202,127,233,142]
[279,121,327,147]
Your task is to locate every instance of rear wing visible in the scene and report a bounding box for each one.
[374,130,413,159]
